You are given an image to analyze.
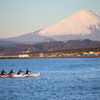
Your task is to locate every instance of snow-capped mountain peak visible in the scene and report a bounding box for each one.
[38,10,100,36]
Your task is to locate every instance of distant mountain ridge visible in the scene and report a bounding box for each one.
[0,10,100,46]
[0,40,23,47]
[1,29,45,42]
[0,39,100,55]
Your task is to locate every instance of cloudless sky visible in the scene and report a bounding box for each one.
[0,0,100,38]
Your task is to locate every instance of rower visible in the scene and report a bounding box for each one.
[9,69,15,75]
[17,70,24,75]
[0,69,6,75]
[25,69,31,74]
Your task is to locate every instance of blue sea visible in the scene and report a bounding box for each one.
[0,58,100,100]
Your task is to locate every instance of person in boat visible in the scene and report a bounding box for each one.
[25,69,31,74]
[9,69,15,75]
[17,70,24,75]
[0,69,6,75]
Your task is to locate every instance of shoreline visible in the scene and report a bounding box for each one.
[0,55,100,59]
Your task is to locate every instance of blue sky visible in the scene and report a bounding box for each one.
[0,0,100,38]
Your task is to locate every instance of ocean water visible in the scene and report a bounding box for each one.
[0,58,100,100]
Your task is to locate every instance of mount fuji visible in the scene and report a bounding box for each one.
[0,10,100,45]
[38,10,100,41]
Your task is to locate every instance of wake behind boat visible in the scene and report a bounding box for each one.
[0,73,40,77]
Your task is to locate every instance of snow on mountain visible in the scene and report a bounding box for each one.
[38,10,100,37]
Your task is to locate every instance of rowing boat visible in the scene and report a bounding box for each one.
[0,73,40,77]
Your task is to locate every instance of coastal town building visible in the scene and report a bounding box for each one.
[18,54,29,58]
[39,53,44,57]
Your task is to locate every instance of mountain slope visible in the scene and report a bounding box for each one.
[38,10,100,36]
[38,10,100,40]
[2,29,46,43]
